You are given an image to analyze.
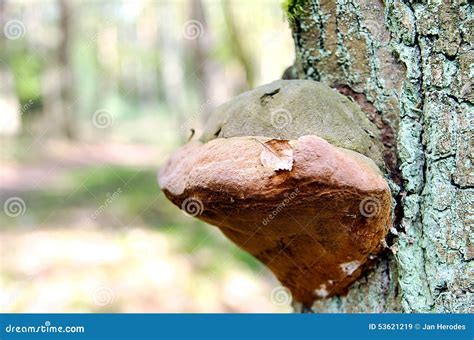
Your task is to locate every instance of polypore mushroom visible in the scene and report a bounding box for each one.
[159,80,391,307]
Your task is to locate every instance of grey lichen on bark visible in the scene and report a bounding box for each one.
[287,0,473,312]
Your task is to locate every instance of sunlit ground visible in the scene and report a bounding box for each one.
[0,138,290,313]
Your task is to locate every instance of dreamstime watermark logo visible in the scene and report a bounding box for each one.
[4,320,85,334]
[20,99,35,114]
[3,196,26,217]
[0,99,34,132]
[92,109,114,129]
[182,19,204,40]
[270,108,292,129]
[262,188,299,226]
[92,285,115,306]
[359,197,381,217]
[4,20,25,40]
[91,188,122,220]
[270,286,292,306]
[181,197,204,217]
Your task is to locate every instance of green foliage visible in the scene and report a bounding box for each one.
[282,0,309,24]
[9,51,43,109]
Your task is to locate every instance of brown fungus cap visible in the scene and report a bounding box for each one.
[200,80,385,168]
[159,135,391,305]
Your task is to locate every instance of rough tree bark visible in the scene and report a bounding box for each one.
[284,0,472,312]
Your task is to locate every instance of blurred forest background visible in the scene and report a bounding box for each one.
[0,0,294,312]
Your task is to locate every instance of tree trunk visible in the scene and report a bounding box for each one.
[285,0,472,313]
[222,0,256,90]
[58,0,76,139]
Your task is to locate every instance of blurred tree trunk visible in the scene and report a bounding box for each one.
[286,0,472,313]
[58,0,76,139]
[188,0,211,106]
[158,2,183,109]
[222,0,255,89]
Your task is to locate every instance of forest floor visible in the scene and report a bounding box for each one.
[0,140,288,313]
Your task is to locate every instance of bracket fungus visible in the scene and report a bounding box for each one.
[159,80,391,306]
